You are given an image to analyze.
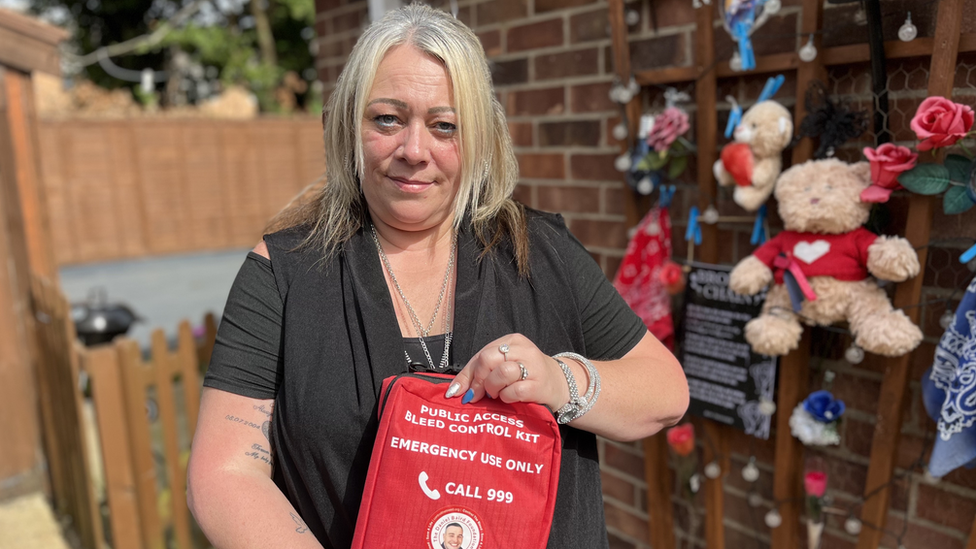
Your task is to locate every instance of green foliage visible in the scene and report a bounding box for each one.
[945,154,973,184]
[897,163,951,195]
[943,185,976,214]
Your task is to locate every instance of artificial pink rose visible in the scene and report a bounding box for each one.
[647,107,690,152]
[910,97,975,151]
[666,423,695,457]
[860,144,918,203]
[804,470,828,498]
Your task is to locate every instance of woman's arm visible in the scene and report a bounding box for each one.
[447,331,688,442]
[187,387,324,549]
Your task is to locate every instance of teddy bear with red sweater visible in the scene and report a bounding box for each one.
[728,158,923,357]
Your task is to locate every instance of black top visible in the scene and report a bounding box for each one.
[204,210,647,548]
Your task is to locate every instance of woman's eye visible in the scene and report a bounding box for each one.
[433,121,457,135]
[374,114,399,127]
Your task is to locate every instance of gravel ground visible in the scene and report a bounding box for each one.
[0,492,71,549]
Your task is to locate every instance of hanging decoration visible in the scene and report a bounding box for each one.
[804,457,828,549]
[893,97,976,216]
[898,12,917,42]
[613,192,677,350]
[714,76,793,211]
[796,80,870,160]
[629,88,694,196]
[798,34,817,62]
[789,390,845,446]
[727,158,923,357]
[666,423,699,498]
[719,0,781,71]
[921,274,976,478]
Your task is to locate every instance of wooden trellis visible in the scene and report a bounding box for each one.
[607,0,970,547]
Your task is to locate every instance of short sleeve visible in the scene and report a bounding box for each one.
[203,252,283,400]
[559,224,647,360]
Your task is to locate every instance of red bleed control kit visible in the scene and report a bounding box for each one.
[351,373,562,549]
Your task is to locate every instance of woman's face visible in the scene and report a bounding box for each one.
[361,45,461,233]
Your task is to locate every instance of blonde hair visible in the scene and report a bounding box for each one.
[273,3,527,273]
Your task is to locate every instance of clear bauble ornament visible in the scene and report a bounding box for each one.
[612,122,628,141]
[704,461,722,479]
[759,398,777,416]
[702,205,720,224]
[898,12,918,42]
[627,77,640,97]
[625,9,640,26]
[730,51,743,72]
[748,492,764,507]
[742,460,760,482]
[614,153,632,172]
[637,175,654,195]
[765,0,781,14]
[765,509,782,528]
[940,309,955,329]
[799,35,818,62]
[844,517,862,535]
[845,344,865,364]
[689,473,702,494]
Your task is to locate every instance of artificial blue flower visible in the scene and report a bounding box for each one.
[803,390,846,423]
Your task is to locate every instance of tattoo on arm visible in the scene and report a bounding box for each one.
[290,512,309,534]
[244,443,273,466]
[252,404,273,418]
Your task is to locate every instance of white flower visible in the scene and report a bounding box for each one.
[789,405,841,446]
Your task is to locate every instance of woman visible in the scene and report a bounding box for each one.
[186,5,688,549]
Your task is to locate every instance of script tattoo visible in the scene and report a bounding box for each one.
[245,443,273,466]
[290,512,309,534]
[262,421,270,442]
[253,404,273,418]
[224,415,262,430]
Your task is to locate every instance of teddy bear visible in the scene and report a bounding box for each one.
[713,100,793,212]
[728,158,923,357]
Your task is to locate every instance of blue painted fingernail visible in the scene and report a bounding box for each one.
[462,388,474,404]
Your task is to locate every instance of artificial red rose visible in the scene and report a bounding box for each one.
[658,261,686,295]
[910,97,975,151]
[666,423,695,457]
[803,470,828,498]
[647,107,690,152]
[860,144,918,203]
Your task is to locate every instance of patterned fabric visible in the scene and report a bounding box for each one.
[613,206,674,350]
[923,274,976,477]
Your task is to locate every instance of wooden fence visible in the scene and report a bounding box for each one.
[35,117,324,265]
[31,273,217,549]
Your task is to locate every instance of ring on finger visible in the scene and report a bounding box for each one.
[499,343,510,361]
[518,362,528,381]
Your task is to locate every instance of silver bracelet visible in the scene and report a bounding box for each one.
[552,352,602,422]
[552,358,584,424]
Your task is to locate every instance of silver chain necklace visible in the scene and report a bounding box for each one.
[369,222,457,371]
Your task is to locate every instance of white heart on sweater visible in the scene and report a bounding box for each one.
[793,240,830,264]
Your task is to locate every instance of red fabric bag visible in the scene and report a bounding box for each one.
[351,373,561,549]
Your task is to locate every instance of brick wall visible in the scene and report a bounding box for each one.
[313,1,976,547]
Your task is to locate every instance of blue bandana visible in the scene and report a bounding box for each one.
[922,275,976,477]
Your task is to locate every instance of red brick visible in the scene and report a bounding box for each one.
[570,8,609,43]
[884,515,966,549]
[537,186,600,213]
[605,254,622,280]
[603,501,650,543]
[604,184,625,216]
[476,0,528,25]
[478,30,501,57]
[506,87,565,116]
[601,470,637,505]
[831,372,882,414]
[517,153,565,179]
[539,120,601,147]
[653,0,697,27]
[535,48,599,80]
[513,183,534,207]
[916,485,976,532]
[569,218,628,249]
[607,531,638,549]
[507,18,564,52]
[315,19,329,40]
[508,121,533,147]
[314,0,340,13]
[332,8,365,33]
[572,82,615,113]
[536,0,597,13]
[571,153,619,181]
[602,440,646,478]
[455,5,472,27]
[826,458,868,496]
[942,463,976,491]
[491,58,529,86]
[629,34,687,72]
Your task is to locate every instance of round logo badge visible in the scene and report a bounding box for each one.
[425,506,484,549]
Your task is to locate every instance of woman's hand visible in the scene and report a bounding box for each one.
[445,334,577,411]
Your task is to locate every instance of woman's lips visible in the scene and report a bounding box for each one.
[389,176,434,192]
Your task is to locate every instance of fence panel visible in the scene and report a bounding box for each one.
[35,117,324,265]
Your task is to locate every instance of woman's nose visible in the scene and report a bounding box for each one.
[397,122,431,165]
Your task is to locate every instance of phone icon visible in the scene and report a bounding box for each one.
[418,471,440,500]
